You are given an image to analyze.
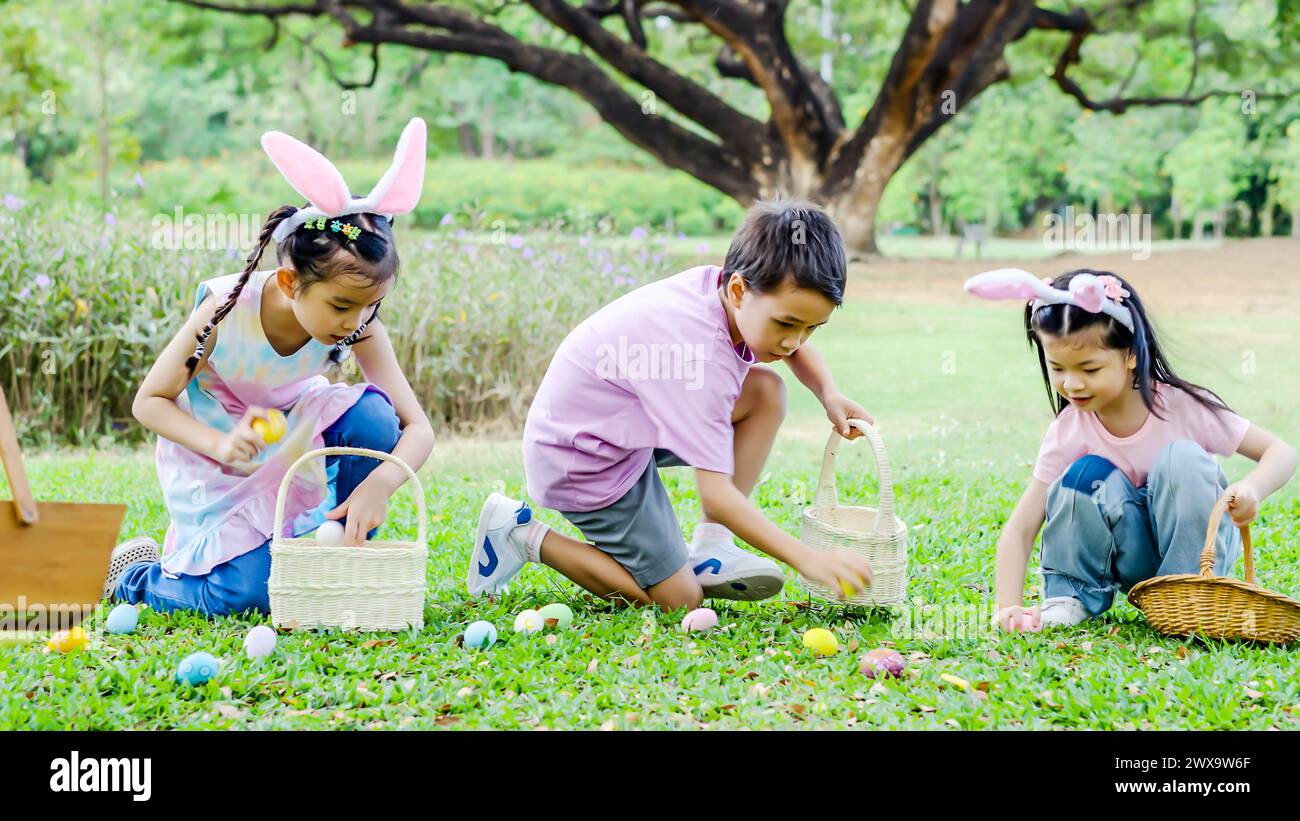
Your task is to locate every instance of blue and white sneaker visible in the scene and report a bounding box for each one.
[689,539,785,601]
[467,492,534,596]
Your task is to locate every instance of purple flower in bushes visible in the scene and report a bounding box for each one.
[509,235,525,250]
[439,213,454,226]
[3,193,22,211]
[104,212,117,226]
[34,274,51,289]
[629,226,648,241]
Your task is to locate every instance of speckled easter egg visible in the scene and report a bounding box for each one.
[858,647,906,679]
[176,652,220,686]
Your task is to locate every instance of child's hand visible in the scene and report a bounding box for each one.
[998,604,1041,633]
[1223,481,1260,528]
[797,548,874,599]
[209,406,269,466]
[324,476,390,544]
[821,392,874,439]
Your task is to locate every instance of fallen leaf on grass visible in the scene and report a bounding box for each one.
[363,639,396,649]
[940,673,970,691]
[586,658,599,674]
[1177,646,1189,660]
[1243,686,1263,699]
[214,704,245,720]
[435,715,460,727]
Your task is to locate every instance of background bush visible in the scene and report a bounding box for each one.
[47,155,746,237]
[0,198,682,446]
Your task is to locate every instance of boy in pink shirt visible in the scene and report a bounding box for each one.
[468,200,876,609]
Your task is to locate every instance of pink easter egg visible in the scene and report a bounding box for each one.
[680,607,718,633]
[859,647,906,679]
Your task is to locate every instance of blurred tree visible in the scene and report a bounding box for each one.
[165,0,1293,253]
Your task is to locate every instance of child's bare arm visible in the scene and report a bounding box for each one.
[696,468,874,597]
[1224,424,1297,525]
[348,318,435,493]
[132,296,266,462]
[995,478,1049,613]
[785,343,874,438]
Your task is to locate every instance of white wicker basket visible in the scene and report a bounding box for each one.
[268,447,427,631]
[799,419,908,606]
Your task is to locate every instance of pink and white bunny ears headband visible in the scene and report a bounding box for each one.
[963,268,1134,333]
[260,116,427,244]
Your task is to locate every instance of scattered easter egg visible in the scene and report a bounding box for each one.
[176,651,219,686]
[513,609,543,634]
[46,626,89,654]
[105,603,139,635]
[315,520,345,546]
[463,620,498,650]
[801,627,839,657]
[858,647,906,679]
[680,607,718,632]
[243,625,277,659]
[537,602,574,630]
[251,408,287,444]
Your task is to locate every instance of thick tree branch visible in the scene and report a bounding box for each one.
[522,0,772,162]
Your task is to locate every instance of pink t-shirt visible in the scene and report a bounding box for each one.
[524,265,755,511]
[1032,383,1250,488]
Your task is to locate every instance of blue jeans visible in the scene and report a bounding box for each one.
[116,391,401,617]
[1041,441,1242,618]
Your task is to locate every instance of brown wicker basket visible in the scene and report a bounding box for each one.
[1127,493,1300,644]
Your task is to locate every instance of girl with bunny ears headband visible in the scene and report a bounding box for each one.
[184,117,427,376]
[119,118,438,614]
[963,266,1296,634]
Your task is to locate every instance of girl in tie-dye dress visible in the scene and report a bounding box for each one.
[105,119,436,616]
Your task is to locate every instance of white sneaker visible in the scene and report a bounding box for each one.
[1039,596,1088,628]
[689,538,785,601]
[102,537,160,601]
[467,492,533,596]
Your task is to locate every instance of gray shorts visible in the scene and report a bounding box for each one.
[558,449,689,588]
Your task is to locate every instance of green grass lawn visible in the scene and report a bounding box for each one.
[3,292,1298,730]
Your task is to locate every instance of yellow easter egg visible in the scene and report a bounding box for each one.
[802,627,839,657]
[252,408,287,444]
[47,626,88,654]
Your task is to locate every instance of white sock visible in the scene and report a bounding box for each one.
[517,520,551,563]
[691,522,732,546]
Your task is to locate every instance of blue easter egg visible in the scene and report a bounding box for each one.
[176,652,220,686]
[105,603,139,634]
[463,620,497,650]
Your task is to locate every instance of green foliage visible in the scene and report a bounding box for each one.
[0,197,680,446]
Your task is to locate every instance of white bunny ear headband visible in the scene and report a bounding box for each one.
[963,267,1135,333]
[260,117,427,244]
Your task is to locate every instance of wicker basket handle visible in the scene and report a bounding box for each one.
[1199,491,1253,583]
[273,446,428,546]
[813,419,895,539]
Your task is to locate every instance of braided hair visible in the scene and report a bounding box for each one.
[184,205,399,377]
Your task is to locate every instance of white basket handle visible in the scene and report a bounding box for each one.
[813,419,895,540]
[272,446,427,546]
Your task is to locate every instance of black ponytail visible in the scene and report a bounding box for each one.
[1023,269,1234,418]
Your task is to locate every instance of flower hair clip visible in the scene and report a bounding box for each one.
[302,215,363,242]
[963,267,1135,332]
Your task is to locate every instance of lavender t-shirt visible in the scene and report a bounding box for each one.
[1032,383,1250,488]
[524,265,755,512]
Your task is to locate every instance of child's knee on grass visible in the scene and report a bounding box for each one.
[647,565,704,611]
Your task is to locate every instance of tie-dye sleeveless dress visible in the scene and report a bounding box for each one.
[155,269,382,577]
